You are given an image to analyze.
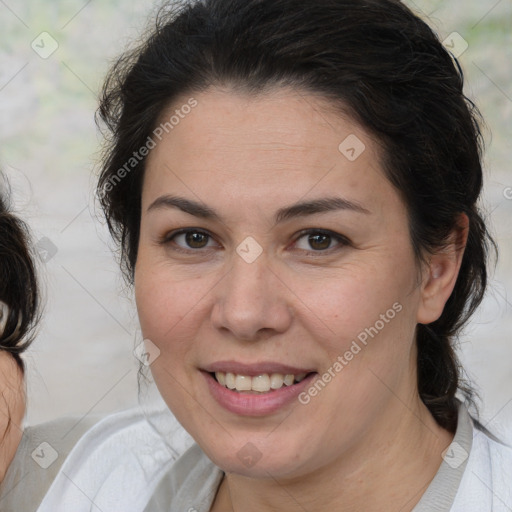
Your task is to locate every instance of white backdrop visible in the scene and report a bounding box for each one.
[0,0,511,440]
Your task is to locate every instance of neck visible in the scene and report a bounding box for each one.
[211,396,455,512]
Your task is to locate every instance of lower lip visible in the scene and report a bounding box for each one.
[202,371,316,416]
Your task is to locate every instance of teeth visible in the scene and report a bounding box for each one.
[270,373,284,390]
[225,372,236,389]
[283,374,294,386]
[252,374,270,392]
[235,374,252,391]
[214,371,308,393]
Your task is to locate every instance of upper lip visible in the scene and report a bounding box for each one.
[202,361,315,376]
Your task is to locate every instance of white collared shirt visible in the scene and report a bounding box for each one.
[30,402,512,512]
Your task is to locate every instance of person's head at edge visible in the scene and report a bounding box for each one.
[0,175,40,482]
[96,0,495,509]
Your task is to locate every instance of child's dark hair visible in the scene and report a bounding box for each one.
[0,177,40,370]
[96,0,496,432]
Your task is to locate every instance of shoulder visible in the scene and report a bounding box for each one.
[36,407,180,512]
[475,427,512,491]
[452,423,512,512]
[0,414,100,512]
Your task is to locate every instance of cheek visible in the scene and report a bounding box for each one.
[291,258,415,344]
[289,258,420,409]
[134,255,214,361]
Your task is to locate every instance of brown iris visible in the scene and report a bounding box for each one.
[186,231,209,248]
[308,233,331,250]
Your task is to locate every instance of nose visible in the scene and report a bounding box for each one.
[210,251,293,341]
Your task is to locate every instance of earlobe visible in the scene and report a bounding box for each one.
[417,214,469,325]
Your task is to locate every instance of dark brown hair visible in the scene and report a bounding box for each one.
[0,177,40,370]
[96,0,496,432]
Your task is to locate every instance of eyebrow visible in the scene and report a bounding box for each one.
[147,195,371,223]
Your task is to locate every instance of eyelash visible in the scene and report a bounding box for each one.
[160,228,351,255]
[292,228,351,254]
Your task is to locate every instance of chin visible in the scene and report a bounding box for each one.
[194,428,320,480]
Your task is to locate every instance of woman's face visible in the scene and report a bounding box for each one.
[135,87,430,478]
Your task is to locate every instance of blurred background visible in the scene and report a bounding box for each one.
[0,0,511,440]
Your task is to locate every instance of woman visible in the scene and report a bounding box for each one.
[0,176,38,488]
[0,178,101,512]
[37,0,512,510]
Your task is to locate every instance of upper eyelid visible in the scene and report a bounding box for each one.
[164,227,214,239]
[293,228,349,241]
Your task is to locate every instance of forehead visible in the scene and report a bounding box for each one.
[142,86,391,213]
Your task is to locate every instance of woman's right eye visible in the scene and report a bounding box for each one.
[162,229,219,252]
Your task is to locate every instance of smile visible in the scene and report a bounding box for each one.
[202,366,317,416]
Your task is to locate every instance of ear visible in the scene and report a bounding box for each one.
[416,214,469,325]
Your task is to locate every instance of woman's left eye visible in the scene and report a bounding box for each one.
[292,230,349,252]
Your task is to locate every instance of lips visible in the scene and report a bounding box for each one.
[201,361,317,416]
